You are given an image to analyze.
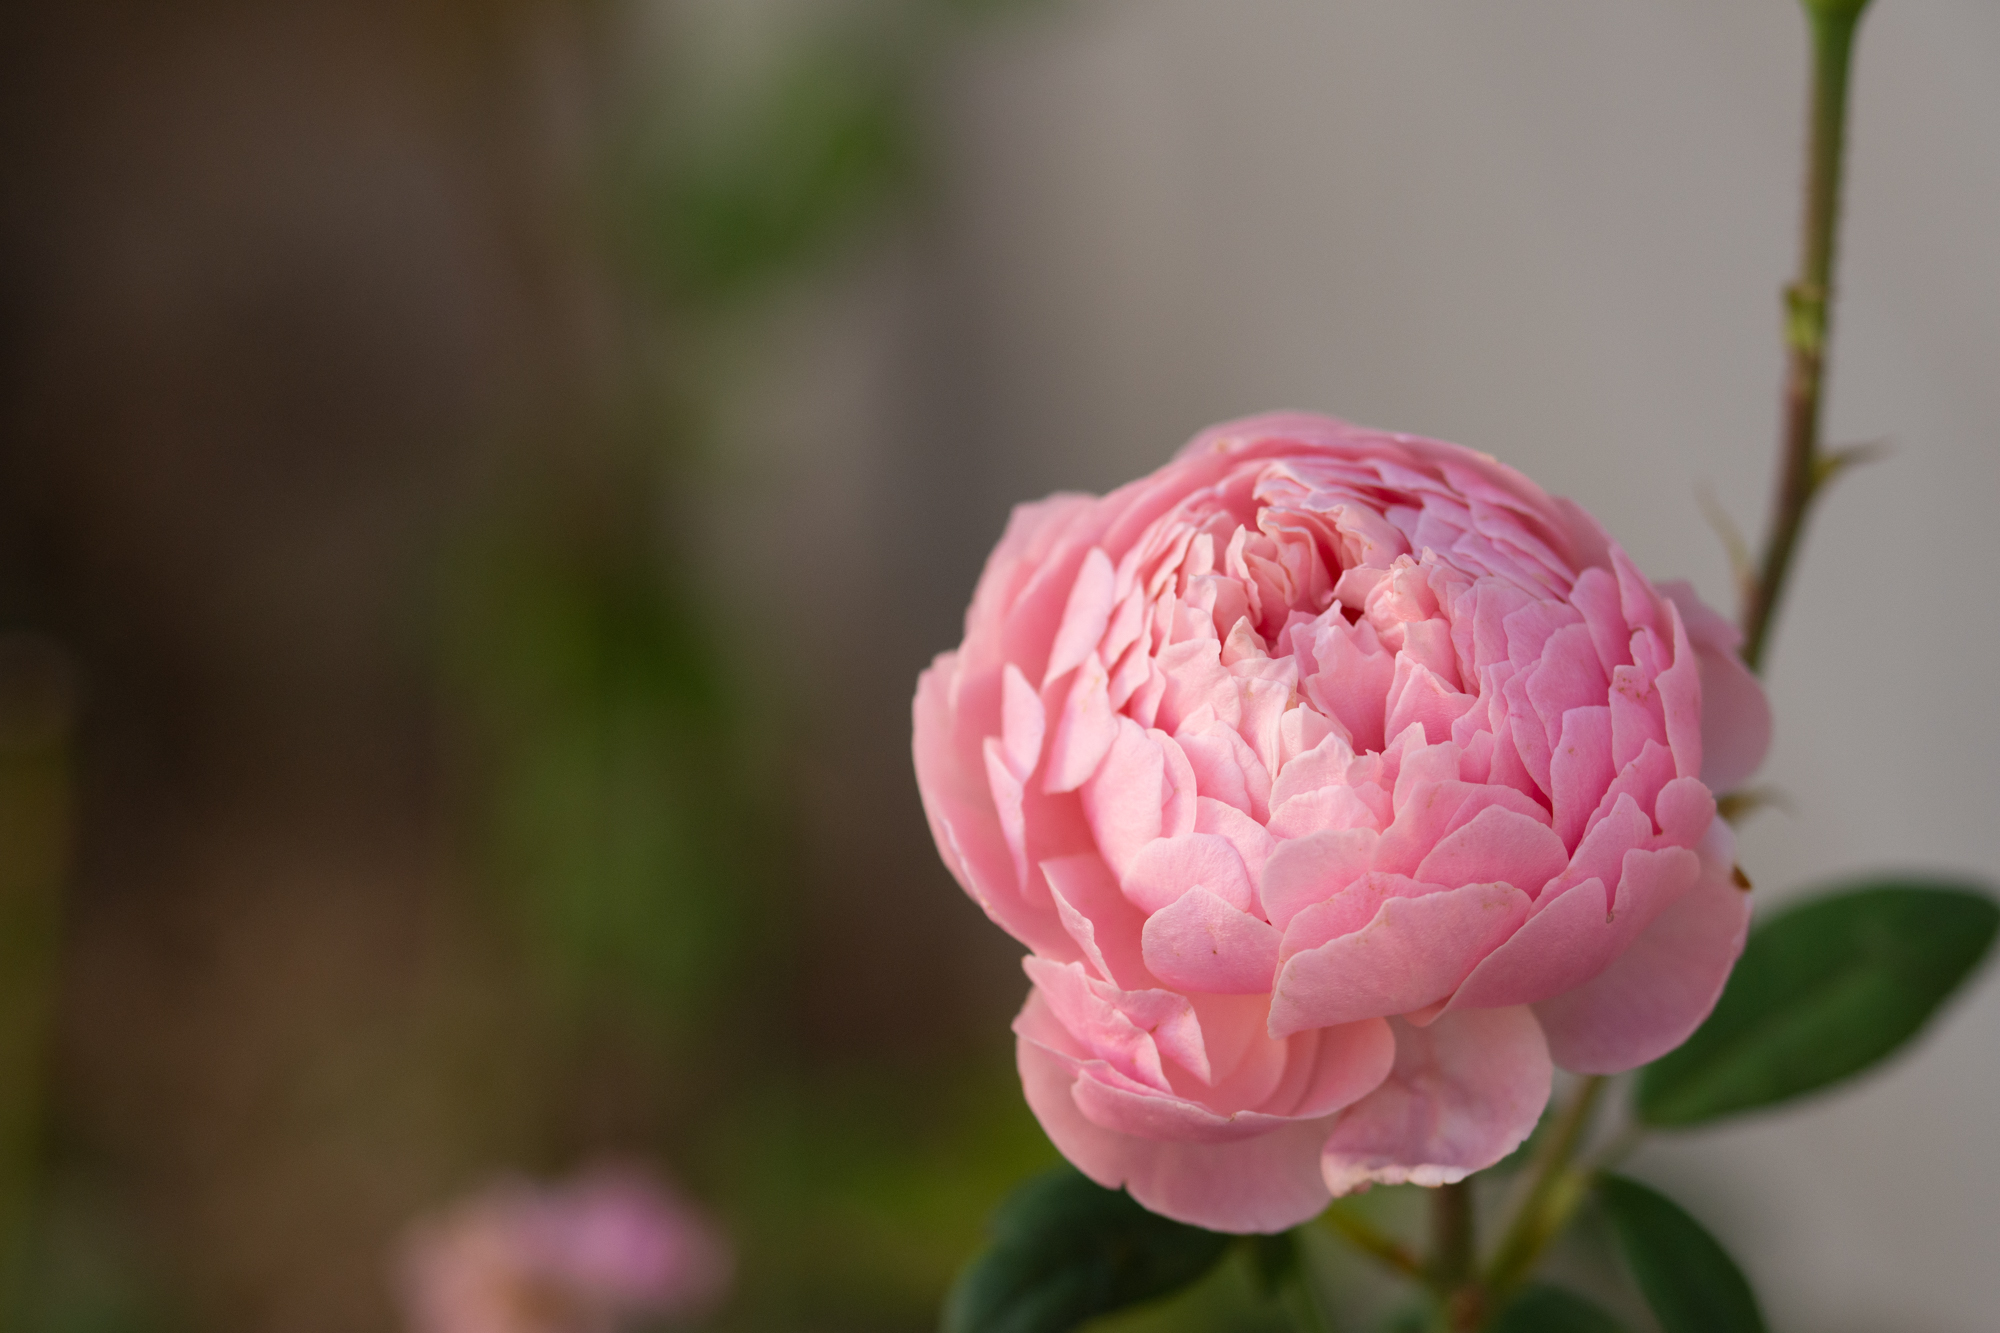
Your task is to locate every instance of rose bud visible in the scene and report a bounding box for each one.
[913,413,1770,1232]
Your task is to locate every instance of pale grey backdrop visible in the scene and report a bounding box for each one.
[714,2,2000,1327]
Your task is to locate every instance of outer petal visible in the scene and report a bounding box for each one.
[913,657,1070,957]
[1320,1008,1552,1195]
[1532,820,1751,1072]
[1016,991,1389,1233]
[1656,581,1773,789]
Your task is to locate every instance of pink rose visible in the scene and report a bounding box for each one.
[912,413,1770,1233]
[395,1164,732,1333]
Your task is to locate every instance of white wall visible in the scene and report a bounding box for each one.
[915,2,2000,1327]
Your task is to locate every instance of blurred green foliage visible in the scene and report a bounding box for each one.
[437,2,1067,1331]
[444,491,758,1038]
[639,37,921,310]
[1486,1284,1626,1333]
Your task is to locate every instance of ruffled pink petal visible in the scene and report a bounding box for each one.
[1000,664,1046,782]
[913,658,1070,958]
[1582,740,1675,850]
[1569,566,1634,678]
[1268,731,1359,810]
[1018,1033,1331,1232]
[1412,805,1569,896]
[1194,798,1277,883]
[953,496,1098,708]
[1653,602,1703,781]
[1024,957,1197,1090]
[1269,881,1531,1035]
[1696,646,1770,789]
[1042,854,1153,991]
[1141,888,1283,995]
[1446,877,1611,1010]
[1259,828,1377,929]
[1652,777,1716,849]
[1658,582,1773,791]
[1081,719,1167,879]
[1304,617,1395,752]
[1277,873,1433,960]
[1268,784,1389,839]
[1320,1008,1552,1195]
[1541,793,1651,903]
[1122,833,1256,914]
[1044,547,1117,687]
[1532,822,1750,1072]
[1044,652,1118,793]
[1017,990,1391,1233]
[1447,842,1698,1011]
[1548,706,1615,850]
[1280,1019,1400,1119]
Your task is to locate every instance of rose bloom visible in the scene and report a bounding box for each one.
[395,1164,732,1333]
[913,413,1770,1233]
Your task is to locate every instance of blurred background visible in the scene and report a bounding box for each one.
[0,0,1995,1330]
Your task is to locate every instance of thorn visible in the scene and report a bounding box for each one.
[1716,785,1792,825]
[1813,437,1894,489]
[1732,864,1753,892]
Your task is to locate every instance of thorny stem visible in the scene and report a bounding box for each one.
[1740,0,1874,671]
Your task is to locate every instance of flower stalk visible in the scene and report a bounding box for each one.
[1741,0,1874,671]
[1481,1075,1608,1302]
[1429,1182,1482,1329]
[1321,1202,1424,1282]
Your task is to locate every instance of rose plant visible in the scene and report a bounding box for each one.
[919,0,1997,1328]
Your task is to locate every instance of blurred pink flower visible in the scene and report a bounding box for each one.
[913,413,1771,1232]
[396,1164,732,1333]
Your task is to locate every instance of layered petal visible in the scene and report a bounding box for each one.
[1321,1008,1552,1194]
[1016,990,1393,1232]
[1269,880,1530,1035]
[1533,822,1751,1072]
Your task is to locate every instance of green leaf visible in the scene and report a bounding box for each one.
[1597,1175,1765,1333]
[941,1166,1232,1333]
[1637,880,1998,1126]
[1488,1284,1627,1333]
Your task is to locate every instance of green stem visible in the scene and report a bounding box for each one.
[1320,1203,1424,1283]
[1430,1180,1484,1330]
[1429,1180,1474,1288]
[1482,1076,1609,1298]
[1740,0,1873,671]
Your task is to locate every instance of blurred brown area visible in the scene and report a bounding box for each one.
[2,2,553,1325]
[0,1,1035,1328]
